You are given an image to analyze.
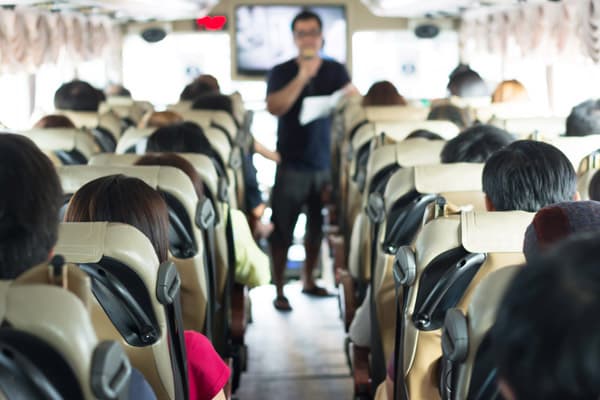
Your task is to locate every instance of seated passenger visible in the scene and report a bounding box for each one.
[482,140,579,212]
[440,124,513,163]
[492,233,600,400]
[64,174,230,400]
[566,99,600,136]
[405,129,444,141]
[523,201,600,262]
[33,114,76,129]
[361,81,407,106]
[180,74,220,102]
[54,79,103,112]
[427,103,472,129]
[0,133,156,400]
[491,79,529,103]
[446,64,488,98]
[135,153,271,288]
[139,110,184,129]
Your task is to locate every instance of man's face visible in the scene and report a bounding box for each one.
[293,18,323,57]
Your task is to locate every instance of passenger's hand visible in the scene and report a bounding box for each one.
[297,55,322,81]
[272,151,281,164]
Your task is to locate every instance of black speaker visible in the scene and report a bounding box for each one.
[414,24,440,39]
[141,27,167,43]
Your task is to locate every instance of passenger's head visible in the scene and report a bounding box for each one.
[54,80,102,111]
[405,129,444,141]
[291,10,323,58]
[33,114,76,129]
[447,64,488,98]
[64,175,169,263]
[440,124,513,163]
[492,233,600,400]
[588,169,600,201]
[565,99,600,136]
[491,79,528,103]
[105,83,131,97]
[0,134,63,278]
[192,93,234,116]
[139,111,183,129]
[427,103,472,129]
[523,201,600,262]
[361,81,406,107]
[135,153,204,200]
[180,81,218,102]
[146,121,212,154]
[194,74,220,92]
[482,140,577,212]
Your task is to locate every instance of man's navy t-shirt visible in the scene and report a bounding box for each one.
[267,58,350,171]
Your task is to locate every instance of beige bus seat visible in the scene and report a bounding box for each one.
[179,109,238,144]
[115,127,155,154]
[55,222,186,400]
[57,109,122,151]
[545,134,600,170]
[168,101,193,113]
[364,105,430,122]
[394,211,532,400]
[475,102,547,122]
[577,168,599,200]
[58,165,212,338]
[0,282,131,400]
[441,265,521,400]
[364,163,486,387]
[99,96,149,125]
[19,128,99,165]
[374,120,459,142]
[492,116,565,139]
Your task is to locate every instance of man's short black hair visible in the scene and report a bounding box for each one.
[192,93,234,115]
[482,140,576,212]
[180,81,218,102]
[0,134,63,278]
[492,232,600,400]
[447,64,488,98]
[54,80,102,112]
[405,129,444,141]
[441,124,513,163]
[291,9,322,32]
[565,99,600,136]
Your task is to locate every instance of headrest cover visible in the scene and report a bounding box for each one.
[364,105,429,122]
[115,127,154,154]
[375,120,459,141]
[396,139,445,167]
[20,129,98,160]
[414,163,483,194]
[461,210,534,253]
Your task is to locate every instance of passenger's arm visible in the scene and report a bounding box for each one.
[266,57,321,116]
[254,140,280,163]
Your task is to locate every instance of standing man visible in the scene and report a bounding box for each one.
[266,9,354,311]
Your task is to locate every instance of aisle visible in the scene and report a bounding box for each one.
[234,282,353,400]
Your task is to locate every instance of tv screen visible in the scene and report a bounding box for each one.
[235,5,347,76]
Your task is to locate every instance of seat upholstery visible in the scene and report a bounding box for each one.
[441,265,521,400]
[397,211,532,400]
[19,128,99,165]
[492,116,565,138]
[545,135,600,170]
[58,165,210,340]
[475,103,548,122]
[577,167,600,200]
[0,277,130,400]
[115,127,154,154]
[374,120,459,142]
[178,109,238,144]
[55,222,179,400]
[364,105,430,122]
[58,109,122,142]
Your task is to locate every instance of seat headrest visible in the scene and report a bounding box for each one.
[577,168,598,200]
[350,122,376,152]
[97,111,124,140]
[167,101,193,112]
[461,210,534,253]
[115,127,156,154]
[384,163,484,213]
[476,103,547,122]
[178,109,237,142]
[396,138,446,166]
[19,129,99,164]
[57,110,98,129]
[495,116,565,138]
[546,135,600,170]
[364,105,429,122]
[374,120,459,141]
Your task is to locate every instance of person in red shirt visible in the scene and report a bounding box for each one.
[65,174,230,400]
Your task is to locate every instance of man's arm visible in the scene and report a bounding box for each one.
[266,57,322,117]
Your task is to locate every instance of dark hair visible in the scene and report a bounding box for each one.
[482,140,576,212]
[440,124,513,163]
[362,81,407,107]
[427,103,472,129]
[565,99,600,137]
[192,93,234,116]
[405,129,444,141]
[492,233,600,400]
[589,169,600,201]
[34,114,76,129]
[180,81,218,102]
[64,175,169,263]
[0,134,63,278]
[146,121,225,175]
[135,153,205,199]
[291,9,322,32]
[54,80,102,111]
[447,65,488,98]
[140,111,183,129]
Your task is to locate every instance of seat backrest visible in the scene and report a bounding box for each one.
[115,127,155,154]
[396,211,532,400]
[0,280,131,400]
[493,116,565,139]
[374,120,459,142]
[58,165,212,339]
[19,128,99,165]
[577,168,599,200]
[55,222,182,400]
[58,110,122,150]
[441,265,521,400]
[178,109,238,144]
[364,105,429,122]
[476,103,547,123]
[99,96,147,124]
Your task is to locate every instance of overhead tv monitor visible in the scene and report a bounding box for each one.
[235,5,347,77]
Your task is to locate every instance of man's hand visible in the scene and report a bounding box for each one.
[297,54,322,82]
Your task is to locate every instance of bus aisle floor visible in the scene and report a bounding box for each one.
[234,282,353,400]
